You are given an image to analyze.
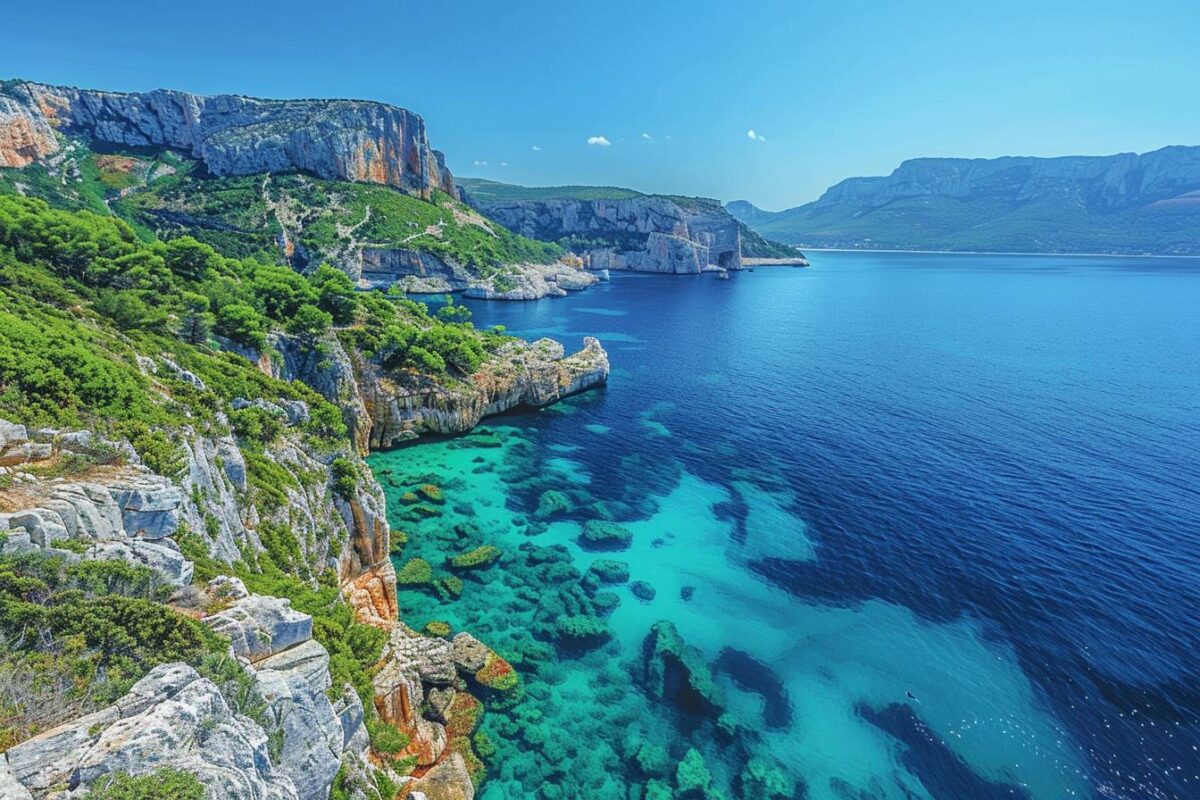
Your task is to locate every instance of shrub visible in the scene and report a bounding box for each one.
[330,456,359,499]
[84,768,206,800]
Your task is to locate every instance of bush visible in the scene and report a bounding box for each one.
[330,456,359,499]
[84,768,205,800]
[214,303,267,349]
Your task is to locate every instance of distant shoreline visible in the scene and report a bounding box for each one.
[801,247,1200,260]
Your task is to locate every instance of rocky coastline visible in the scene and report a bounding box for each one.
[0,328,608,799]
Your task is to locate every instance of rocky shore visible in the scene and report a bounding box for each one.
[0,329,607,798]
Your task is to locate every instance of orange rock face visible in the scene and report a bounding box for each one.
[0,114,57,168]
[345,564,399,629]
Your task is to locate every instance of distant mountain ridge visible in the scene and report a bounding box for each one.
[730,147,1200,255]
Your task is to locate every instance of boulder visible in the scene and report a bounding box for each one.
[0,442,52,466]
[3,509,69,548]
[0,418,28,450]
[403,752,475,800]
[107,475,185,540]
[205,593,313,662]
[88,539,194,587]
[450,633,489,674]
[253,639,343,800]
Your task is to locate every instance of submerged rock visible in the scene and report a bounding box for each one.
[630,580,657,601]
[643,622,725,719]
[579,520,633,551]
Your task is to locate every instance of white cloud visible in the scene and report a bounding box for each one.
[473,160,489,166]
[586,136,611,147]
[531,145,542,151]
[500,161,508,167]
[747,129,767,142]
[641,132,653,140]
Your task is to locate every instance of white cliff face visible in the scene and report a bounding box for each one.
[0,80,457,199]
[0,423,195,587]
[360,336,610,449]
[465,194,744,274]
[4,663,299,800]
[1,580,375,800]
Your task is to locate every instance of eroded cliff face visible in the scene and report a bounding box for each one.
[0,80,457,198]
[357,337,610,450]
[266,333,610,452]
[465,194,743,273]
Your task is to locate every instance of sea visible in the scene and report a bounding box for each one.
[367,251,1200,800]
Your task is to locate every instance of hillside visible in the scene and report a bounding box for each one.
[459,178,804,270]
[732,146,1200,255]
[0,81,592,299]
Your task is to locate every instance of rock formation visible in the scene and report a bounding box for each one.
[357,336,610,449]
[0,79,456,198]
[2,577,373,800]
[460,188,744,273]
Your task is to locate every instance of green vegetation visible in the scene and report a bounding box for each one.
[458,177,644,202]
[736,221,805,259]
[0,190,512,779]
[116,172,563,271]
[0,550,226,747]
[82,768,206,800]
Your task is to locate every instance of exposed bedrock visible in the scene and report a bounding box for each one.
[359,336,610,449]
[0,80,456,198]
[464,194,743,273]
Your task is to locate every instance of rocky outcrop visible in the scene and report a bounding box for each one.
[0,80,456,199]
[3,578,370,800]
[360,337,610,449]
[462,190,742,273]
[357,248,598,300]
[0,424,194,586]
[4,663,299,800]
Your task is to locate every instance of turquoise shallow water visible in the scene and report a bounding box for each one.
[369,252,1200,800]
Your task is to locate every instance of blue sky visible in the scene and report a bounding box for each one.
[4,0,1198,208]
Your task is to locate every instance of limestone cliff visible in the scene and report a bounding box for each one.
[458,181,744,273]
[268,333,610,451]
[0,79,456,199]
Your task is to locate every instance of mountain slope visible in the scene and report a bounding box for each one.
[736,147,1200,255]
[0,81,592,299]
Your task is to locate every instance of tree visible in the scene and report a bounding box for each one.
[250,265,317,321]
[163,237,221,283]
[436,298,472,323]
[214,303,268,350]
[310,264,358,325]
[286,303,332,343]
[177,292,213,345]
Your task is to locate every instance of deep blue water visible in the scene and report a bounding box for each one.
[457,253,1200,798]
